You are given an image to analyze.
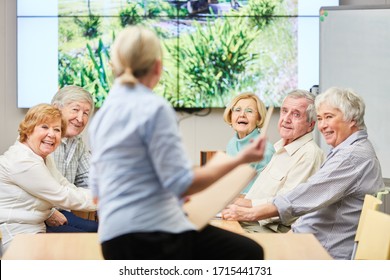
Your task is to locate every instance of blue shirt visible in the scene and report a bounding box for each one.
[226,129,275,193]
[274,130,384,259]
[88,82,195,243]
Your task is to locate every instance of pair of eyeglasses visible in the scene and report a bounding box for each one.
[231,107,257,115]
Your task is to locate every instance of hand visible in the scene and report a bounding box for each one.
[45,209,68,227]
[221,204,254,221]
[233,197,252,207]
[239,136,266,164]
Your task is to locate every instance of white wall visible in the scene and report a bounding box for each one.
[0,0,28,156]
[0,0,281,166]
[320,6,390,178]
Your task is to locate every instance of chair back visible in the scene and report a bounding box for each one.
[350,194,382,259]
[200,151,217,166]
[354,209,390,260]
[354,194,382,242]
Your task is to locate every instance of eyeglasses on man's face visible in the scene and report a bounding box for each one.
[231,107,257,116]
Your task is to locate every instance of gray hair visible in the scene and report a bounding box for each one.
[282,89,316,123]
[315,87,366,130]
[51,85,94,115]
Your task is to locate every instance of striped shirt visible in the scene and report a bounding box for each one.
[52,136,90,188]
[274,130,384,259]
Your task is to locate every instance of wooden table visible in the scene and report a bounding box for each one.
[245,232,332,260]
[2,221,332,260]
[2,233,103,260]
[209,218,246,234]
[209,219,332,260]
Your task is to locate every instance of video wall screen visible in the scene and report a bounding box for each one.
[17,0,339,109]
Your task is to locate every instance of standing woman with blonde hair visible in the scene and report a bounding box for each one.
[89,26,267,260]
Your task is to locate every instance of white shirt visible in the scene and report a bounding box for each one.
[0,141,96,248]
[246,133,324,207]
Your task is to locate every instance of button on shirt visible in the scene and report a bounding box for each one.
[274,130,384,259]
[88,82,195,243]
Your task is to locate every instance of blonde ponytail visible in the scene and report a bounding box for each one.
[117,67,138,86]
[110,26,162,87]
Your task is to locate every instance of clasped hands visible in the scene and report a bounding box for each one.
[221,203,255,221]
[220,196,254,221]
[45,209,68,227]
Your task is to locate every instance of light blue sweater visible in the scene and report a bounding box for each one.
[226,128,275,194]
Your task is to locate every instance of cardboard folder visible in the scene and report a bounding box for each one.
[183,152,256,230]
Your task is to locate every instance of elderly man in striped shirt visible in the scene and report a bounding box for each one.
[44,85,98,232]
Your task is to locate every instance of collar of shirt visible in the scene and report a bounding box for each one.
[327,130,367,159]
[61,135,82,145]
[274,132,314,156]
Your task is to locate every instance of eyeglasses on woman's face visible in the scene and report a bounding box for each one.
[231,106,257,116]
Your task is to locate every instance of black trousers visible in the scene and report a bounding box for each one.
[101,225,264,260]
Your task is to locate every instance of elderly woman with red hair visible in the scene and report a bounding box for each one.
[0,104,96,251]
